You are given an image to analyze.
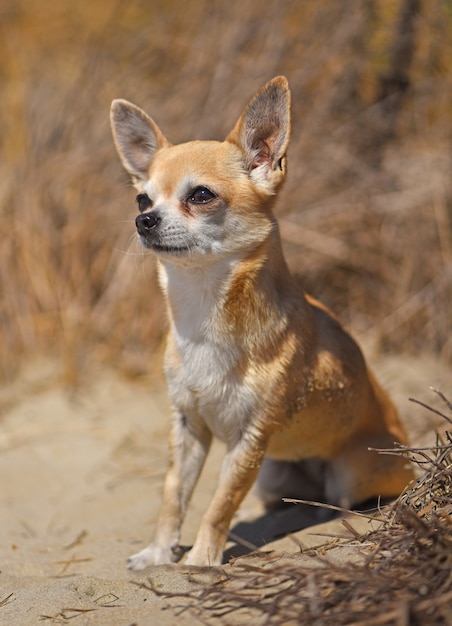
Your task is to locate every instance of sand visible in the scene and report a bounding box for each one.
[0,352,449,625]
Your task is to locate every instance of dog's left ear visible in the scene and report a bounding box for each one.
[226,76,291,194]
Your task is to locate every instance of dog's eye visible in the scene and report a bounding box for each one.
[136,193,152,212]
[187,187,217,205]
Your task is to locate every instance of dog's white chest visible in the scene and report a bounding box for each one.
[167,333,257,443]
[161,261,258,443]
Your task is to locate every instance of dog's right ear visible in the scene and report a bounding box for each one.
[110,100,170,183]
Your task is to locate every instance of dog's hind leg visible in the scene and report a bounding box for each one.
[325,432,413,508]
[255,457,328,510]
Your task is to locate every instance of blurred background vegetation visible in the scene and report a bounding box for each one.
[0,0,451,384]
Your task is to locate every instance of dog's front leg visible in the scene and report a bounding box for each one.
[184,428,267,567]
[128,411,212,570]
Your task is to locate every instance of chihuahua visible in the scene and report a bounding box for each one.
[110,76,413,569]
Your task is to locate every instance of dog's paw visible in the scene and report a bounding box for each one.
[127,545,176,570]
[184,544,222,567]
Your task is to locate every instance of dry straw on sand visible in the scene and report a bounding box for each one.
[132,391,452,625]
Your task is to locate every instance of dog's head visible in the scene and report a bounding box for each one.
[110,77,291,266]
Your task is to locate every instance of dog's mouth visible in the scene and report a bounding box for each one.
[139,237,191,256]
[152,243,191,255]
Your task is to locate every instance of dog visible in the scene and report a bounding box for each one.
[110,76,413,569]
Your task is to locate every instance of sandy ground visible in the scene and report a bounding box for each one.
[0,351,449,625]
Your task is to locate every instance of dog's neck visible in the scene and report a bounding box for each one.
[158,253,247,343]
[158,233,296,347]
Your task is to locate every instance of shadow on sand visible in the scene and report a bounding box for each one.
[224,502,338,561]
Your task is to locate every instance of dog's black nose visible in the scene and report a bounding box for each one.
[136,212,161,235]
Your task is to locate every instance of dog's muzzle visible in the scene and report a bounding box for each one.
[135,212,161,237]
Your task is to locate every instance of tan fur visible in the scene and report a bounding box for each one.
[110,76,414,569]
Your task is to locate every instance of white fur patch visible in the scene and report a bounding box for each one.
[161,258,260,444]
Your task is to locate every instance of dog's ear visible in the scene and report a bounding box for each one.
[226,76,291,194]
[110,99,170,183]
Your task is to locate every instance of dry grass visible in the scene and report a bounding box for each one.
[0,0,451,382]
[131,391,452,625]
